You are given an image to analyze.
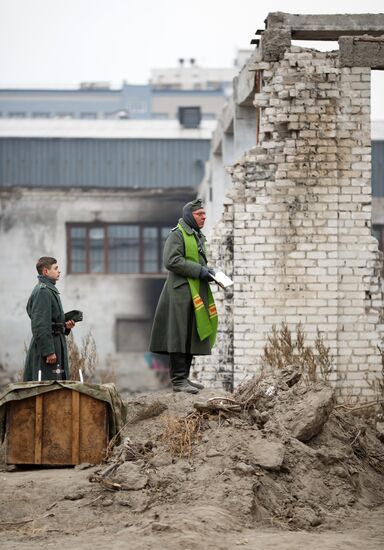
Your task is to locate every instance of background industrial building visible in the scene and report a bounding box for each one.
[0,53,251,122]
[0,56,248,388]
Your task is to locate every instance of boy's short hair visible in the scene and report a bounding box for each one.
[36,256,57,275]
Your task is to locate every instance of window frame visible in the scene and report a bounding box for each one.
[67,222,170,275]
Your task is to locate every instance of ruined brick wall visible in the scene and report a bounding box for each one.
[195,205,234,390]
[196,46,384,400]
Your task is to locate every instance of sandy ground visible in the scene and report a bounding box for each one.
[0,464,383,550]
[1,379,384,550]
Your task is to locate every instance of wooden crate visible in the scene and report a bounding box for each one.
[6,387,109,465]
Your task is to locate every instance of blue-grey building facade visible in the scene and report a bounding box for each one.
[0,82,229,122]
[0,84,151,120]
[0,137,208,188]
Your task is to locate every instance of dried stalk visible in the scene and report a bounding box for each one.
[261,322,333,383]
[161,413,205,458]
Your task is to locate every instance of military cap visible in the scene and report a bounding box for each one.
[64,310,83,322]
[187,198,204,212]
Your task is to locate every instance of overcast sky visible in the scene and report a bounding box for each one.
[0,0,383,118]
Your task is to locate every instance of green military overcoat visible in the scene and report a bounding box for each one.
[149,218,212,355]
[23,279,70,381]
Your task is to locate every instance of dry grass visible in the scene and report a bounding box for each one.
[362,372,384,420]
[68,331,118,385]
[13,343,30,382]
[104,434,153,464]
[98,359,118,386]
[67,331,98,383]
[161,413,205,458]
[13,370,23,383]
[233,371,266,410]
[261,322,333,383]
[333,410,384,474]
[366,345,384,413]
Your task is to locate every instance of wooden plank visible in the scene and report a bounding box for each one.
[34,395,43,464]
[79,393,109,464]
[42,388,72,464]
[71,391,80,464]
[6,397,36,464]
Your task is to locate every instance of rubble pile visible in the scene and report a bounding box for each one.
[93,371,384,530]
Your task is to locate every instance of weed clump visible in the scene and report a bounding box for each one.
[161,413,206,458]
[261,322,333,383]
[67,331,98,382]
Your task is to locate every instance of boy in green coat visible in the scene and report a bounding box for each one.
[149,199,217,394]
[23,257,76,381]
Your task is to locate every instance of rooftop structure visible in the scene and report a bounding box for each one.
[150,51,252,97]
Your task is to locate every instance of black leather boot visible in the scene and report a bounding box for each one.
[185,354,205,390]
[170,353,199,394]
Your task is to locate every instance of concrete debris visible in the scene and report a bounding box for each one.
[247,437,285,470]
[114,462,148,491]
[283,386,335,442]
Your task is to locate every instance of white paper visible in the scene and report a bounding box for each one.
[211,270,234,289]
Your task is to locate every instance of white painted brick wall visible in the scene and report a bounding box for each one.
[195,47,384,401]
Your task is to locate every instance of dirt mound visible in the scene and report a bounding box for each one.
[1,373,384,549]
[93,372,384,531]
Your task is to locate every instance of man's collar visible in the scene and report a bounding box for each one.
[178,218,206,240]
[47,280,60,293]
[38,275,60,293]
[178,218,194,235]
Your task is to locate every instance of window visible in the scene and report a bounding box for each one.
[127,102,147,114]
[67,223,172,274]
[178,106,201,129]
[32,112,50,118]
[80,112,97,119]
[8,112,26,118]
[109,225,139,273]
[56,112,74,119]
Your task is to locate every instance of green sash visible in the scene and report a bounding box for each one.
[178,223,218,346]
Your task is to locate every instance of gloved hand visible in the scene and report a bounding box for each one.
[199,266,214,281]
[207,268,216,277]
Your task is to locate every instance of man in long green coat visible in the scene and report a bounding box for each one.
[23,257,76,381]
[149,199,218,394]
